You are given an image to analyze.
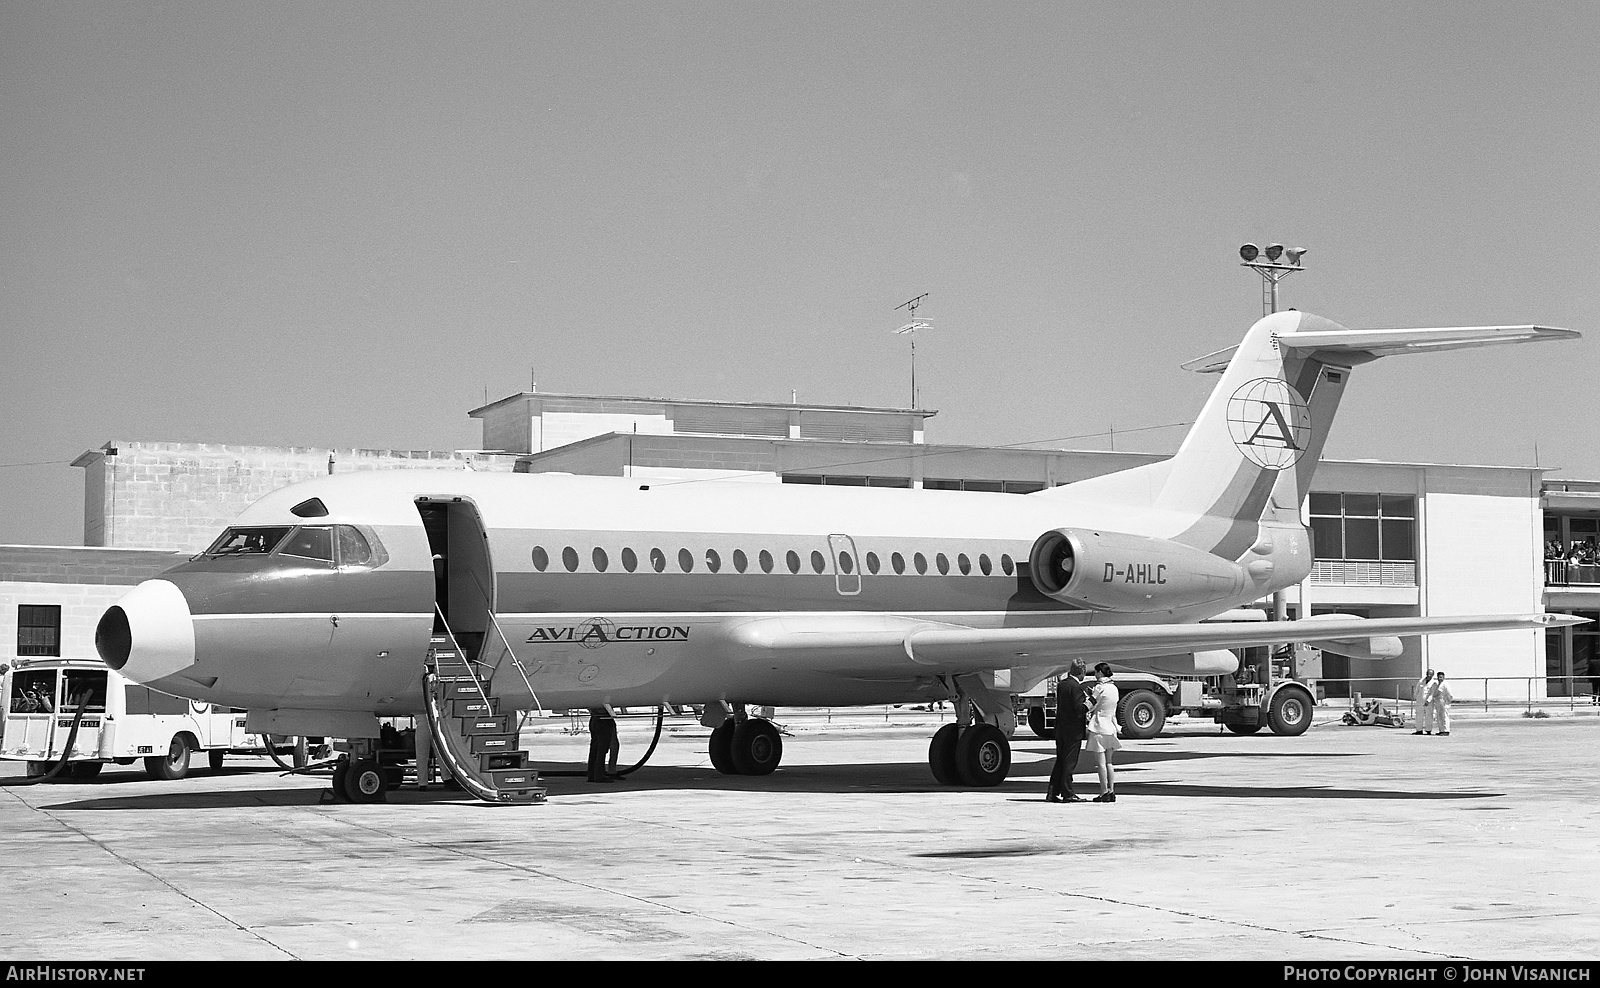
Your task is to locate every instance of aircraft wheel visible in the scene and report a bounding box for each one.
[1225,722,1263,735]
[24,760,52,779]
[343,758,387,803]
[928,724,960,784]
[208,750,226,773]
[69,762,104,780]
[730,720,782,776]
[708,722,737,774]
[329,759,351,801]
[145,737,191,781]
[955,724,1011,787]
[1118,690,1167,740]
[1267,688,1314,736]
[1026,707,1054,741]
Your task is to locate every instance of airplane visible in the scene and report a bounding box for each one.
[94,310,1582,802]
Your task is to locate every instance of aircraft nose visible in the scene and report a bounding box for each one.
[96,579,196,683]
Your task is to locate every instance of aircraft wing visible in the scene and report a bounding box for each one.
[726,612,1584,676]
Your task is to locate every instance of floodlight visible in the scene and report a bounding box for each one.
[1239,244,1260,262]
[1264,244,1284,262]
[1285,247,1307,266]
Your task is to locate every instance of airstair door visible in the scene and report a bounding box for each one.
[416,498,496,658]
[828,534,862,596]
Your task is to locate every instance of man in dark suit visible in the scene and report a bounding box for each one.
[587,707,618,782]
[1046,661,1088,803]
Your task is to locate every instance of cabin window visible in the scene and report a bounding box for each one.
[759,549,775,574]
[810,550,826,574]
[891,552,905,575]
[650,548,667,573]
[913,552,928,575]
[838,550,855,575]
[592,547,609,572]
[785,550,801,574]
[281,526,335,561]
[678,548,694,573]
[733,549,748,573]
[865,552,880,574]
[978,553,992,576]
[935,553,950,575]
[532,547,549,571]
[337,527,374,567]
[204,526,293,556]
[17,604,61,657]
[706,549,722,573]
[957,553,971,576]
[562,547,579,572]
[1001,554,1015,576]
[621,547,638,573]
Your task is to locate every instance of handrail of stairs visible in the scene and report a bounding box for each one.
[434,605,493,710]
[462,570,547,731]
[424,608,501,804]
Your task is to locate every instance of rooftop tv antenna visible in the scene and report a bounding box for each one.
[893,293,931,408]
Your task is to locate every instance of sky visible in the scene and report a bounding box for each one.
[2,2,1597,547]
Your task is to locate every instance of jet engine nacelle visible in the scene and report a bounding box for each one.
[1296,613,1404,661]
[1028,528,1247,613]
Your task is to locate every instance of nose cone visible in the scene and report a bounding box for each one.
[96,579,196,683]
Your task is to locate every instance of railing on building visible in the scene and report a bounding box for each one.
[1309,675,1597,713]
[1309,560,1417,586]
[1545,560,1600,586]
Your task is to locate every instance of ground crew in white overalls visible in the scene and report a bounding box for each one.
[1412,668,1435,734]
[1429,672,1454,736]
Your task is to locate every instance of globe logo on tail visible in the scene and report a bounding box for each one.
[1226,378,1311,470]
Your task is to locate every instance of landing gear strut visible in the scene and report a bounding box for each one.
[926,675,1015,788]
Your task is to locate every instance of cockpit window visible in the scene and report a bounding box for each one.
[337,526,374,566]
[280,526,335,561]
[205,527,293,556]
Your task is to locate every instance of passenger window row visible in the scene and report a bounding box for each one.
[529,544,1018,578]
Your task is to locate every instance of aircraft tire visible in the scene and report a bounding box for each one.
[69,762,104,780]
[954,724,1011,788]
[1267,687,1314,736]
[928,724,960,785]
[1118,690,1166,740]
[343,758,387,803]
[730,720,782,776]
[708,722,738,774]
[1225,722,1263,735]
[330,760,352,802]
[1026,707,1054,741]
[208,750,226,773]
[145,737,191,781]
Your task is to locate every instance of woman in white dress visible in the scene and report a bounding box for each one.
[1086,662,1121,802]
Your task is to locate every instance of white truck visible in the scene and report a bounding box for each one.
[2,657,254,780]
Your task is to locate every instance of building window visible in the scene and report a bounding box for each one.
[18,605,62,657]
[1309,493,1416,562]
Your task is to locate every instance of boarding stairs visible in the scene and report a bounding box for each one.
[423,614,546,805]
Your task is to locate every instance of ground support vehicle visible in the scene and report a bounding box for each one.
[3,658,254,780]
[1012,647,1320,740]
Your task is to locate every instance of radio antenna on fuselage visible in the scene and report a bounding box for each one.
[893,293,931,409]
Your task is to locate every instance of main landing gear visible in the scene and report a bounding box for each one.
[704,703,784,776]
[927,675,1016,788]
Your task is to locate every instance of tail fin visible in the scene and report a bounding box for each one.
[1055,311,1575,560]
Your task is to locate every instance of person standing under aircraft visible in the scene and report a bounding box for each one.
[1412,668,1436,735]
[1046,661,1089,803]
[587,707,618,782]
[1429,672,1454,736]
[1086,663,1121,803]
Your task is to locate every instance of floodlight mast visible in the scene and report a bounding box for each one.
[893,293,930,408]
[1239,243,1308,316]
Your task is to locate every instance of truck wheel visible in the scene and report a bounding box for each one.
[342,758,387,803]
[1225,722,1263,735]
[928,724,960,785]
[1118,690,1167,740]
[954,724,1011,787]
[1026,707,1054,741]
[1267,688,1314,736]
[145,737,191,781]
[329,760,352,802]
[208,750,226,773]
[69,762,104,780]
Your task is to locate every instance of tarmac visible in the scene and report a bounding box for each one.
[2,704,1598,961]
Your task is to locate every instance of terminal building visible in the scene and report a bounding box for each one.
[5,390,1596,704]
